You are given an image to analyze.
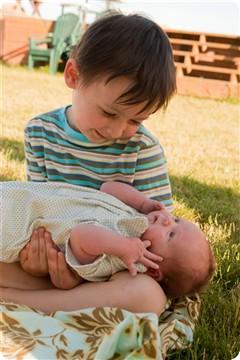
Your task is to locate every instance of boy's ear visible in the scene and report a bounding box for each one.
[64,59,79,89]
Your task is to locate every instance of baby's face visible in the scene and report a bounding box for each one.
[142,210,208,280]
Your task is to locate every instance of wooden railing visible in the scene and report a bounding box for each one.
[165,29,240,98]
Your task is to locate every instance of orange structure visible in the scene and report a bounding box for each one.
[166,28,240,98]
[0,16,53,65]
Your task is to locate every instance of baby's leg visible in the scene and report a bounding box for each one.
[0,272,166,316]
[0,262,53,290]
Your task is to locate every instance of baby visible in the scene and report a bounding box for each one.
[1,181,215,298]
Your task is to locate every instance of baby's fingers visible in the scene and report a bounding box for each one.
[142,241,163,262]
[154,201,165,209]
[140,257,159,269]
[144,249,163,262]
[143,240,151,248]
[128,263,137,276]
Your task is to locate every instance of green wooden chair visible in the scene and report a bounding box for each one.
[28,13,81,74]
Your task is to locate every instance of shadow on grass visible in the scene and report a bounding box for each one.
[170,174,240,228]
[1,137,25,162]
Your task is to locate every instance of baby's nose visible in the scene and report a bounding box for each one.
[161,213,174,226]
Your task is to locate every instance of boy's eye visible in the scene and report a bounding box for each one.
[174,217,180,223]
[102,110,117,118]
[130,120,141,126]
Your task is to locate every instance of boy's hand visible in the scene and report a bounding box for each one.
[120,238,163,276]
[47,246,82,289]
[20,227,52,277]
[140,199,165,214]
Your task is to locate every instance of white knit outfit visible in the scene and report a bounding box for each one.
[1,182,148,281]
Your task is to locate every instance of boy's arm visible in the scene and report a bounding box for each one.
[69,224,162,275]
[24,121,47,181]
[100,182,164,214]
[134,136,173,212]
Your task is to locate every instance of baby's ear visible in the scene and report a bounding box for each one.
[147,268,164,281]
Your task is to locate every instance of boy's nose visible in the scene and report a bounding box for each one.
[108,121,127,139]
[109,126,124,139]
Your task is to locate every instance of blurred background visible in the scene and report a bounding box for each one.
[1,0,239,98]
[0,0,239,35]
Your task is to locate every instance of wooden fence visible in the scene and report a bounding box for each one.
[166,29,240,98]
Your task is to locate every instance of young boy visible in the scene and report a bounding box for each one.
[24,13,175,206]
[1,181,215,299]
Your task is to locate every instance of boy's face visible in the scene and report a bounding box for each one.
[64,60,153,143]
[143,210,208,281]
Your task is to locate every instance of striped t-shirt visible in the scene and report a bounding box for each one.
[24,106,173,208]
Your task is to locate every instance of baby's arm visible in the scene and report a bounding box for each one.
[24,121,48,181]
[100,181,164,214]
[70,224,162,276]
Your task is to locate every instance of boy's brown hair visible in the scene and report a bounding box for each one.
[70,12,176,113]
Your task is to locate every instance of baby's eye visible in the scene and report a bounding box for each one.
[174,217,180,223]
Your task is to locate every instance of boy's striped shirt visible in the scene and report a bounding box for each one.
[24,106,173,209]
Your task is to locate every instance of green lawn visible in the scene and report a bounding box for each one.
[1,64,240,359]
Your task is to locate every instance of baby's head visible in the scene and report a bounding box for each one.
[143,211,216,298]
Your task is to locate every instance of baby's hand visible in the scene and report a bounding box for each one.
[140,199,165,214]
[20,227,53,276]
[120,238,163,276]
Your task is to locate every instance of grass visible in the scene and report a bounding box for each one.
[1,64,240,359]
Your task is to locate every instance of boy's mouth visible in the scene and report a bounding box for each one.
[94,130,108,140]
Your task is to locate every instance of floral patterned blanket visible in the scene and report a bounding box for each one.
[0,295,200,359]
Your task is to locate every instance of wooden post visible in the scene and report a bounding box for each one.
[199,34,208,52]
[192,43,199,62]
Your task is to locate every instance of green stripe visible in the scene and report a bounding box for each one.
[136,158,165,171]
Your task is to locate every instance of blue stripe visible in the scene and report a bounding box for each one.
[136,158,165,171]
[43,176,100,189]
[28,165,45,173]
[26,149,45,157]
[135,179,170,190]
[161,199,173,206]
[44,152,135,168]
[34,116,65,130]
